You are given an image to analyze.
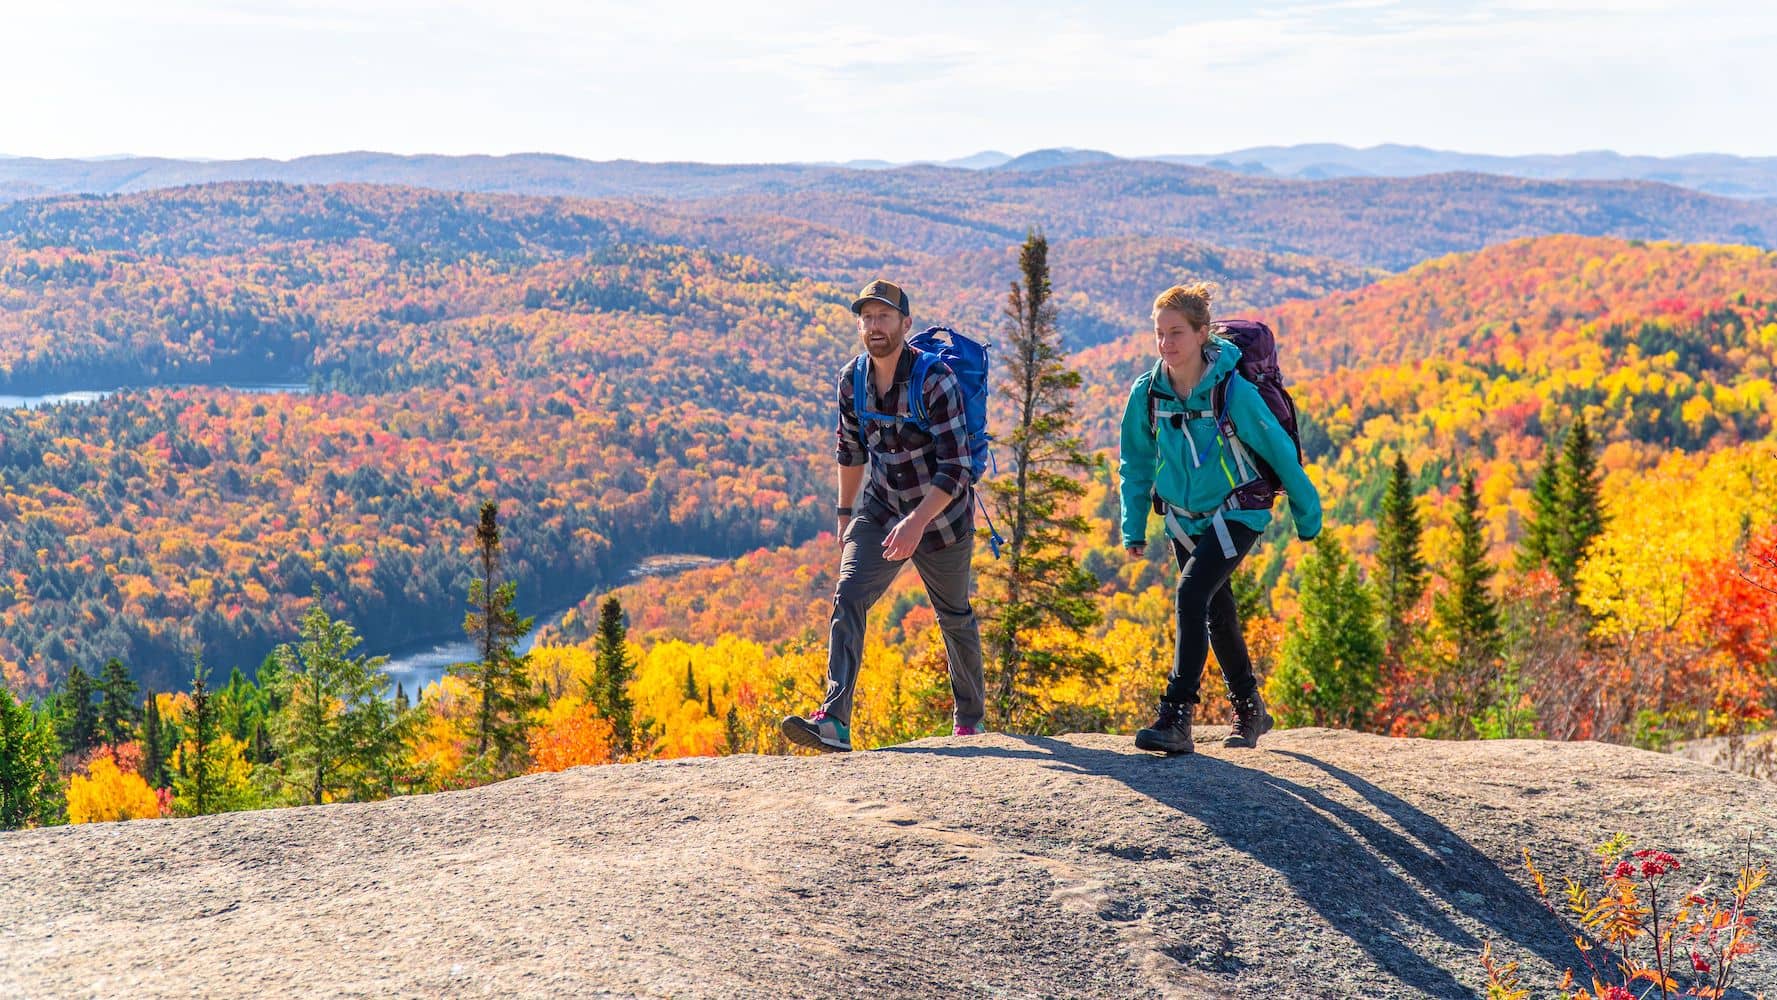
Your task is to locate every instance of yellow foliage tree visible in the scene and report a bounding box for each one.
[1578,443,1777,640]
[409,674,477,790]
[66,749,163,824]
[528,645,601,704]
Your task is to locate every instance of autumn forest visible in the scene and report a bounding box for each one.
[3,161,1776,827]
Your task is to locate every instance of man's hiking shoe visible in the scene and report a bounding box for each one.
[1134,700,1194,755]
[781,711,852,753]
[1224,691,1274,749]
[953,724,981,737]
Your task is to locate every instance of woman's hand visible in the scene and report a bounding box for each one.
[1125,542,1146,558]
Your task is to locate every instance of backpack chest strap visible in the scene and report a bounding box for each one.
[852,352,935,426]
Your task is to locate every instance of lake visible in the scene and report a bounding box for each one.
[0,381,311,409]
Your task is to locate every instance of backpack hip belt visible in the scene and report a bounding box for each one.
[1155,493,1243,559]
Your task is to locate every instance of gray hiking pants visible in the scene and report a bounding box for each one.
[821,511,986,730]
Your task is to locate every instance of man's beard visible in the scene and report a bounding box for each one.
[863,333,900,359]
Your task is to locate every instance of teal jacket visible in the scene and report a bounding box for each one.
[1118,338,1323,546]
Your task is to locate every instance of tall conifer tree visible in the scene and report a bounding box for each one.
[1375,454,1427,662]
[271,600,409,805]
[1550,414,1605,599]
[1429,470,1503,738]
[95,658,140,747]
[452,501,537,775]
[0,687,61,830]
[175,654,219,815]
[1270,534,1384,730]
[140,690,171,788]
[1517,441,1560,572]
[981,231,1105,728]
[591,597,636,755]
[56,665,100,756]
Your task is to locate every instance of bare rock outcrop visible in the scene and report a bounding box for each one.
[4,729,1774,999]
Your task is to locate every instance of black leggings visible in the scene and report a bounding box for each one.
[1165,522,1261,705]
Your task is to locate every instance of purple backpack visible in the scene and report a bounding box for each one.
[1146,318,1303,511]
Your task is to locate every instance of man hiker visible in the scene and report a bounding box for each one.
[781,279,987,752]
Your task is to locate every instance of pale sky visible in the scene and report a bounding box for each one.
[4,0,1772,162]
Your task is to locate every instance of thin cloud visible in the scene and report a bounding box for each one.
[1,0,1773,160]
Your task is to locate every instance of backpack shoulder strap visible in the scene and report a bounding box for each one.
[850,354,871,421]
[1211,372,1233,433]
[907,348,939,429]
[1144,361,1167,436]
[1211,372,1264,485]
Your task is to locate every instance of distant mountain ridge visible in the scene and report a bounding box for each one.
[10,165,1776,275]
[8,143,1777,203]
[817,144,1777,196]
[1157,143,1777,198]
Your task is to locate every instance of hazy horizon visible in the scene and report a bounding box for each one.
[2,143,1773,168]
[7,1,1774,163]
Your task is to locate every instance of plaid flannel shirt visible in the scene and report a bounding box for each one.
[836,349,975,552]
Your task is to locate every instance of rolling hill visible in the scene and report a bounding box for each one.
[3,181,1775,703]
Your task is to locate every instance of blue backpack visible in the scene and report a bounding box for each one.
[851,326,1004,557]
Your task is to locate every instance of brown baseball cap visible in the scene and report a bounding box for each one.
[851,278,910,316]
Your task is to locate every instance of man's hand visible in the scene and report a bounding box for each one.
[1125,542,1146,558]
[837,515,853,542]
[882,513,928,561]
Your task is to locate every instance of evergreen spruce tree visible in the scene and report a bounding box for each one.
[56,664,100,756]
[981,230,1105,728]
[95,657,140,747]
[451,501,537,776]
[1,686,61,830]
[1515,416,1607,605]
[222,666,254,743]
[271,599,410,805]
[174,654,219,816]
[171,653,260,817]
[32,701,66,824]
[723,705,745,756]
[140,690,172,788]
[683,662,699,704]
[591,597,636,755]
[1516,441,1560,572]
[1429,470,1504,738]
[1375,454,1427,663]
[1268,534,1384,729]
[1549,414,1605,599]
[252,719,273,766]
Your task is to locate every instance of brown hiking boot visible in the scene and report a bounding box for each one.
[1224,690,1274,748]
[1134,700,1194,755]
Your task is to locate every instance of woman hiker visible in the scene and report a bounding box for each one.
[1117,282,1322,754]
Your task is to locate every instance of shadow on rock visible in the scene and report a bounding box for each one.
[885,737,1576,997]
